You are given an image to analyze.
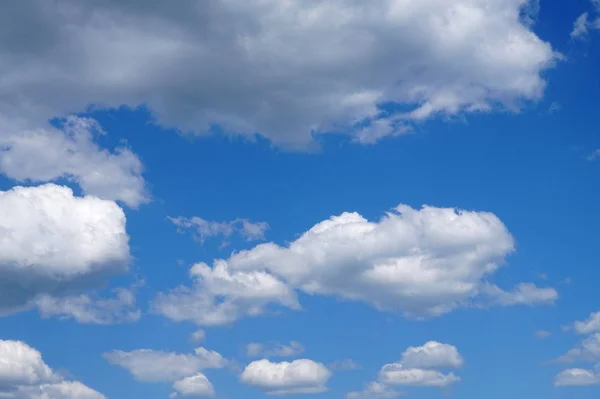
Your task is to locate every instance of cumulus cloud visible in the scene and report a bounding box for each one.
[152,261,300,326]
[35,288,140,325]
[156,204,557,326]
[246,341,304,358]
[346,381,400,399]
[555,333,600,363]
[0,0,557,148]
[104,347,227,383]
[240,359,331,395]
[169,216,269,246]
[170,373,215,398]
[0,116,148,208]
[0,340,106,399]
[0,184,130,317]
[572,12,591,39]
[554,367,600,387]
[399,342,463,369]
[378,366,460,388]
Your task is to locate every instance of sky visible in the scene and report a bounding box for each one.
[0,0,600,398]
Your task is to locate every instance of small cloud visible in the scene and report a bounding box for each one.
[572,12,590,39]
[535,330,552,339]
[547,102,561,115]
[586,149,600,161]
[329,359,362,371]
[246,341,304,358]
[190,329,205,343]
[169,216,269,246]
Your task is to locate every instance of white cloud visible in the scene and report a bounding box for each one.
[378,365,460,388]
[246,341,304,358]
[152,261,300,326]
[556,333,600,363]
[0,116,148,208]
[399,341,463,369]
[169,216,269,245]
[156,204,557,326]
[573,312,600,335]
[0,184,130,316]
[346,381,400,399]
[190,330,206,343]
[171,373,215,398]
[240,359,332,395]
[35,288,140,325]
[103,347,227,383]
[554,367,600,387]
[586,149,600,161]
[572,12,590,39]
[0,340,105,399]
[328,359,362,371]
[0,0,557,148]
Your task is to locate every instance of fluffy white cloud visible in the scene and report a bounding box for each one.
[346,382,400,399]
[378,365,460,388]
[169,216,269,245]
[0,340,105,399]
[554,367,600,387]
[0,0,557,148]
[152,261,300,326]
[246,341,304,358]
[399,341,463,369]
[0,116,148,208]
[171,373,215,398]
[0,184,130,316]
[574,312,600,335]
[156,204,556,326]
[240,359,332,395]
[104,347,227,383]
[35,288,140,325]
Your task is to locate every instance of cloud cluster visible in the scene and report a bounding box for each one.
[0,340,106,399]
[155,204,557,326]
[347,341,462,398]
[240,359,332,395]
[0,0,556,149]
[169,216,269,246]
[554,311,600,387]
[104,347,227,397]
[0,184,133,320]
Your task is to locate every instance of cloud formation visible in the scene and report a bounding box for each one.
[246,341,304,358]
[0,340,106,399]
[0,0,557,148]
[0,184,131,317]
[155,204,557,326]
[240,359,332,395]
[169,216,269,246]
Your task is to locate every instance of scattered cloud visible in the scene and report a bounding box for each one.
[35,288,140,325]
[535,330,552,339]
[156,204,557,326]
[329,359,362,371]
[0,116,148,208]
[399,341,464,369]
[378,366,460,388]
[104,347,227,383]
[0,1,558,149]
[554,367,600,387]
[169,216,269,246]
[574,312,600,335]
[346,381,401,399]
[246,341,304,358]
[190,329,206,343]
[0,184,130,317]
[556,333,600,363]
[170,373,215,398]
[240,359,331,395]
[586,149,600,162]
[572,12,591,39]
[0,339,106,398]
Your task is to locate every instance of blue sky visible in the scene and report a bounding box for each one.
[0,0,600,398]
